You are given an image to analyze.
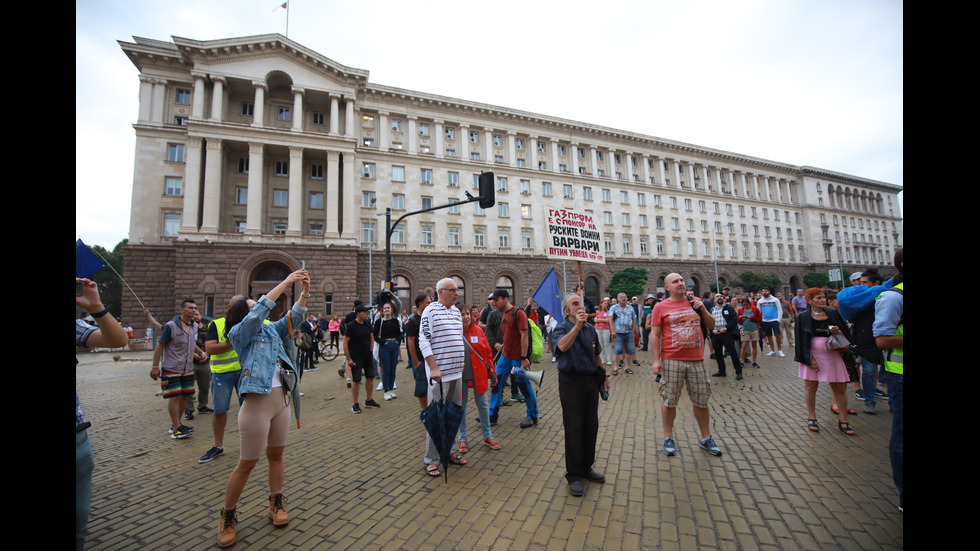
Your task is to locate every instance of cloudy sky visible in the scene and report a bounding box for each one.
[76,0,903,249]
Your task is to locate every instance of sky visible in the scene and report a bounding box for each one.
[76,0,903,250]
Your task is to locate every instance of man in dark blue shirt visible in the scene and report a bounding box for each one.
[551,293,610,497]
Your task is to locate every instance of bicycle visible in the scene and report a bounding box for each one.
[318,339,340,361]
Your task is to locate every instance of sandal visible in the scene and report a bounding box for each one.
[807,418,819,432]
[624,368,634,375]
[425,464,441,477]
[458,440,468,453]
[612,369,619,376]
[837,421,856,436]
[448,454,467,465]
[832,405,858,415]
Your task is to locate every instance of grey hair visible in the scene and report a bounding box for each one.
[436,277,455,291]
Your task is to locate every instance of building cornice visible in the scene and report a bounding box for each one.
[800,166,902,192]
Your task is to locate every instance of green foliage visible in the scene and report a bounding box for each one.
[803,270,830,289]
[90,239,127,319]
[605,267,648,299]
[731,271,781,293]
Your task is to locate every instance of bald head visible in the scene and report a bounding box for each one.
[664,273,686,300]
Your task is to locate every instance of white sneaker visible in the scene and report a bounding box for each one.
[390,390,396,398]
[383,391,392,401]
[777,350,786,358]
[392,383,397,390]
[766,351,776,356]
[377,382,384,391]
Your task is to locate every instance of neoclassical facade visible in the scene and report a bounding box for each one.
[118,34,903,322]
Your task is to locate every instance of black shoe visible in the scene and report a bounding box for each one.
[568,480,584,496]
[364,399,381,409]
[489,416,498,425]
[199,446,224,463]
[198,406,214,414]
[184,411,195,420]
[710,354,717,359]
[735,373,744,381]
[519,417,537,429]
[712,372,726,377]
[585,470,605,483]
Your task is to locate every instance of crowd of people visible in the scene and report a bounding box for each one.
[76,247,903,548]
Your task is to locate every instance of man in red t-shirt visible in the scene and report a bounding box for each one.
[650,273,723,457]
[488,290,538,428]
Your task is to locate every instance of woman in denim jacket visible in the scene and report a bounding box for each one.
[217,269,309,548]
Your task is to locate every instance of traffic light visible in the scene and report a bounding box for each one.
[479,172,495,209]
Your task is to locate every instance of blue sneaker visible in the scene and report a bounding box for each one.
[699,436,722,456]
[663,437,677,456]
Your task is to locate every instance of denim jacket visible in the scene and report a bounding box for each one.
[229,296,307,396]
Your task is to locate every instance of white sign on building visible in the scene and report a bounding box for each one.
[545,208,605,264]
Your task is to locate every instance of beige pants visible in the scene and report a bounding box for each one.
[238,387,290,460]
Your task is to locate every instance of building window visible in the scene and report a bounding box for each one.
[445,127,455,140]
[640,236,648,254]
[578,148,586,159]
[603,211,613,225]
[495,155,504,164]
[391,166,405,182]
[362,221,375,244]
[309,222,324,235]
[596,151,604,162]
[558,145,566,155]
[236,187,247,204]
[499,228,510,248]
[698,200,706,213]
[597,169,605,177]
[311,164,324,179]
[657,238,665,255]
[538,161,547,170]
[604,235,613,253]
[363,138,375,147]
[309,192,323,209]
[655,216,663,229]
[421,169,433,184]
[448,172,459,187]
[164,177,182,196]
[522,230,533,249]
[362,115,375,129]
[234,220,246,232]
[537,141,546,153]
[497,177,508,191]
[273,190,288,207]
[241,102,254,116]
[684,199,692,211]
[277,107,291,121]
[273,222,287,235]
[542,182,552,196]
[363,163,376,179]
[164,213,180,236]
[474,228,485,247]
[620,191,629,204]
[579,167,587,174]
[563,184,573,198]
[392,194,405,210]
[420,145,431,154]
[560,164,568,172]
[362,191,376,208]
[639,214,648,228]
[175,89,191,104]
[670,197,678,209]
[623,236,631,254]
[470,152,481,160]
[654,195,662,208]
[174,116,187,126]
[517,159,526,167]
[637,193,646,206]
[520,179,531,194]
[516,138,525,150]
[312,112,324,125]
[274,161,288,176]
[470,131,480,143]
[391,120,403,132]
[498,203,509,217]
[449,227,460,246]
[583,187,593,201]
[392,224,405,244]
[671,217,679,230]
[449,199,460,214]
[602,189,611,203]
[421,196,433,210]
[167,144,184,163]
[421,225,433,245]
[622,213,631,226]
[687,219,694,231]
[493,135,503,146]
[237,157,249,174]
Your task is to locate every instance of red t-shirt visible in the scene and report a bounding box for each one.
[500,305,529,360]
[651,298,705,361]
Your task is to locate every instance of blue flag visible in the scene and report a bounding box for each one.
[76,239,105,278]
[531,267,563,325]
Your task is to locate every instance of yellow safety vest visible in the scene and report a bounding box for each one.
[877,283,903,375]
[208,318,241,374]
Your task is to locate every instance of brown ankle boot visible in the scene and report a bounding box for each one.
[269,493,289,526]
[218,507,237,547]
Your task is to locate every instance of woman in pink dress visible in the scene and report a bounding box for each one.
[594,298,614,372]
[794,288,856,436]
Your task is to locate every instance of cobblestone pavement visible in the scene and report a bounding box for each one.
[78,344,902,550]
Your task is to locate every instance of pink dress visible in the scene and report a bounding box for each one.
[798,336,849,382]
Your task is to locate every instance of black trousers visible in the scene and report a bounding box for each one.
[559,372,600,482]
[711,332,742,375]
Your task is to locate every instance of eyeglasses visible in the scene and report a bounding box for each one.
[439,288,459,293]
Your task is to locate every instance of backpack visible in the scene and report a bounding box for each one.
[512,307,544,362]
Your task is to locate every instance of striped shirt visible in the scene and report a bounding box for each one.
[418,302,464,382]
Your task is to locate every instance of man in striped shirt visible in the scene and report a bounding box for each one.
[419,278,467,476]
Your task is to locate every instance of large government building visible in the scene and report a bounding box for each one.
[118,34,903,322]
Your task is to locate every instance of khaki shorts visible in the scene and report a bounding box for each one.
[742,329,759,341]
[658,359,711,408]
[238,386,290,460]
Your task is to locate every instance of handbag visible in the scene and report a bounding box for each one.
[826,333,859,382]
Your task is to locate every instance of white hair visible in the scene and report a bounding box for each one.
[436,277,455,291]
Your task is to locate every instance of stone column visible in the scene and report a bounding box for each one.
[329,94,340,135]
[530,136,539,169]
[209,76,226,122]
[287,146,304,236]
[291,87,304,132]
[150,78,167,123]
[589,146,597,175]
[379,111,389,149]
[551,138,559,172]
[625,151,634,182]
[245,142,264,235]
[507,131,517,166]
[713,166,723,194]
[434,119,444,158]
[327,151,341,236]
[180,137,204,234]
[408,115,418,153]
[191,71,207,120]
[459,123,470,158]
[137,76,155,123]
[341,152,356,238]
[686,163,696,189]
[642,155,652,184]
[252,81,266,128]
[484,128,493,162]
[671,159,681,187]
[200,138,223,233]
[571,142,580,173]
[344,96,355,138]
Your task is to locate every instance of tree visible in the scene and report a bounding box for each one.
[803,270,830,289]
[731,271,781,293]
[90,239,127,319]
[605,267,648,299]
